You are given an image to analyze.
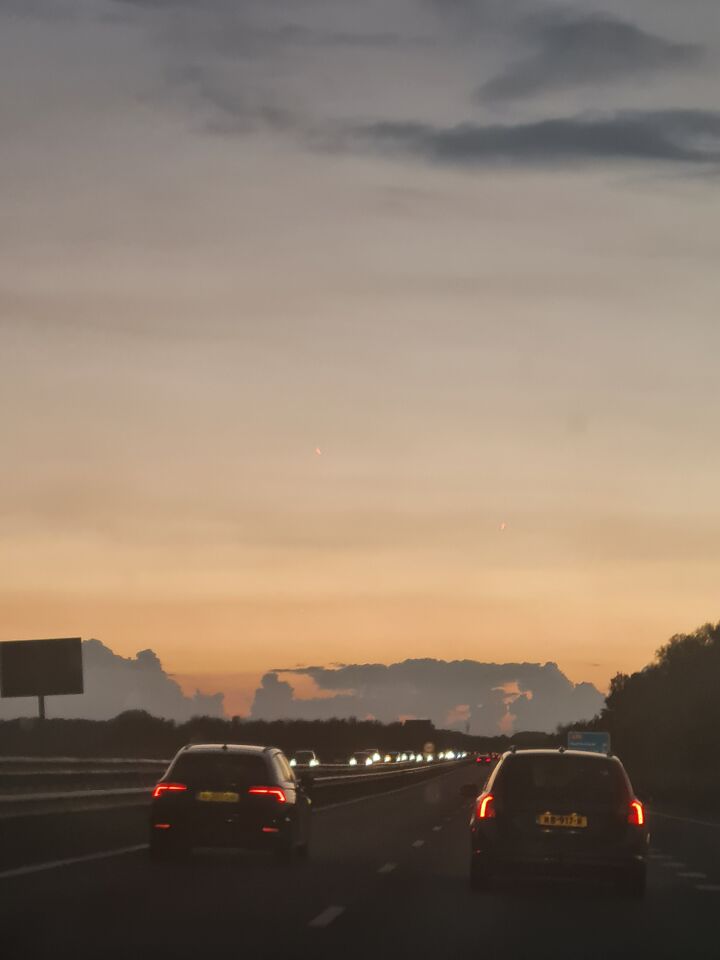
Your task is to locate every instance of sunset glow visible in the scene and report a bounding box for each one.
[1,0,718,719]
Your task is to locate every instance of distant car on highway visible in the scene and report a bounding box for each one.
[474,753,493,767]
[348,750,375,767]
[463,748,648,897]
[289,750,320,768]
[149,743,312,862]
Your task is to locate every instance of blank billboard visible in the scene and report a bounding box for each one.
[0,638,83,698]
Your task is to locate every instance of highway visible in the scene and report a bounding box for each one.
[2,765,719,959]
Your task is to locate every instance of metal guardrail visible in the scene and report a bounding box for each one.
[0,756,449,785]
[0,756,467,816]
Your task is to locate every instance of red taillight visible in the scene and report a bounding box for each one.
[476,793,496,819]
[153,823,171,830]
[628,800,645,826]
[248,786,287,803]
[152,782,188,799]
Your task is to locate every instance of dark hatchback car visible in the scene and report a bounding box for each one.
[149,743,312,861]
[465,749,649,897]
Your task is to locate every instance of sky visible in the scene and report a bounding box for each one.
[1,0,719,718]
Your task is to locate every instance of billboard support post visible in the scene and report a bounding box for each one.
[38,695,46,721]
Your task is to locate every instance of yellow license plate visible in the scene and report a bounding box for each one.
[536,812,587,828]
[197,791,239,803]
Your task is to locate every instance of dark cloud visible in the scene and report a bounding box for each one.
[424,0,529,30]
[0,0,81,18]
[110,0,415,50]
[250,659,603,735]
[480,13,702,101]
[169,63,297,135]
[343,110,720,167]
[111,0,191,7]
[0,640,224,721]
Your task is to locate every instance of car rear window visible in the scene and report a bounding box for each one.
[169,753,270,786]
[496,755,628,810]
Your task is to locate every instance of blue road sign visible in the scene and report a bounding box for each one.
[567,731,611,754]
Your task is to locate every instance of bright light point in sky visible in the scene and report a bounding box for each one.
[314,448,323,456]
[499,522,508,532]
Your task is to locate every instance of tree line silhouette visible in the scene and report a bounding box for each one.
[561,620,720,811]
[0,711,558,761]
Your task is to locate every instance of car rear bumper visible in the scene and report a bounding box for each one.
[471,824,649,873]
[150,813,294,849]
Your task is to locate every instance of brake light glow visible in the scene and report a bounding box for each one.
[262,827,280,833]
[153,823,171,829]
[628,800,645,826]
[152,782,188,799]
[248,786,287,803]
[476,793,496,819]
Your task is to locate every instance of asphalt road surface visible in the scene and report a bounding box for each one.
[2,766,719,959]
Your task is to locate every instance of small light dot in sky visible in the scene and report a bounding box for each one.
[499,521,508,532]
[314,447,323,456]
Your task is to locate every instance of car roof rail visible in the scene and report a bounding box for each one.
[510,744,517,753]
[558,746,566,753]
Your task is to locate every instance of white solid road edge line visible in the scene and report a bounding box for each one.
[308,906,346,928]
[652,811,720,830]
[411,839,425,848]
[695,884,720,892]
[377,862,397,874]
[0,845,147,881]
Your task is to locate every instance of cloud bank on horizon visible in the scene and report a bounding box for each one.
[251,659,604,735]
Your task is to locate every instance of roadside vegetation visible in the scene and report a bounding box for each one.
[0,712,558,762]
[562,621,720,811]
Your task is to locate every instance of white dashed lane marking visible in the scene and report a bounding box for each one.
[695,885,720,893]
[377,862,397,874]
[679,872,707,879]
[412,840,425,848]
[662,862,686,869]
[308,906,346,928]
[432,826,442,832]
